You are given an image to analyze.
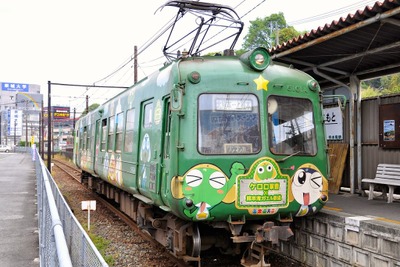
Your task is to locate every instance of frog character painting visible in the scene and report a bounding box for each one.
[171,163,244,221]
[291,163,328,217]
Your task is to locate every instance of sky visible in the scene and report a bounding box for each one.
[0,0,378,113]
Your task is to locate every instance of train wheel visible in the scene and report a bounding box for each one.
[188,223,201,257]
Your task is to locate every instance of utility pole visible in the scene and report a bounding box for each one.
[25,100,28,149]
[47,81,52,171]
[86,95,89,114]
[134,45,138,84]
[73,108,76,133]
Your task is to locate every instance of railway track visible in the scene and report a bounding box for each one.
[52,158,188,267]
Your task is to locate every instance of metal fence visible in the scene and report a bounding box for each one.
[34,148,109,267]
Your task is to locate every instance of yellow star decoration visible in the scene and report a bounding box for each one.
[253,75,269,91]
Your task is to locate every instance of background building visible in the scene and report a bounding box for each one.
[0,82,42,146]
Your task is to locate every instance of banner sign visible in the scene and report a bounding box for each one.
[7,109,23,136]
[2,82,29,92]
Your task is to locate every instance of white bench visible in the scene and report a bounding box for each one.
[362,163,400,203]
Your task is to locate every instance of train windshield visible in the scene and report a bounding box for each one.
[268,96,317,155]
[198,94,261,155]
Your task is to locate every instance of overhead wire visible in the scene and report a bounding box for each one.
[287,0,376,26]
[89,0,376,110]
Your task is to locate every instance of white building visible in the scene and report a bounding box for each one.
[0,82,42,146]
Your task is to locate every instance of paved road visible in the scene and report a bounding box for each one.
[0,152,39,267]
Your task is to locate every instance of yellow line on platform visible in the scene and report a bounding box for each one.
[375,217,400,225]
[322,206,343,212]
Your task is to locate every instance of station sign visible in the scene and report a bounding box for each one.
[323,106,343,141]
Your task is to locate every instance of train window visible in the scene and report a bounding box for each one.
[116,112,124,152]
[89,124,95,150]
[144,103,153,128]
[108,116,115,151]
[124,108,135,153]
[163,99,171,159]
[83,126,88,149]
[268,96,317,155]
[198,94,261,155]
[101,119,107,151]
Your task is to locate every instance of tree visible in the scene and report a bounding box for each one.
[241,13,302,50]
[360,73,400,98]
[80,103,100,117]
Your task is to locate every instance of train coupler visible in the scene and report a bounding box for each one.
[255,222,293,244]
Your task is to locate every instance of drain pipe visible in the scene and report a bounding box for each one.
[313,67,356,194]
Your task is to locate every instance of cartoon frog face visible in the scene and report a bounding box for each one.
[254,160,277,181]
[182,165,228,220]
[292,167,323,206]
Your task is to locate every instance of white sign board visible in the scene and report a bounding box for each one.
[323,106,343,141]
[81,200,96,211]
[81,200,96,231]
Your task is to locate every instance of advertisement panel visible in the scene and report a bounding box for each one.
[43,106,71,121]
[2,82,29,92]
[7,109,23,136]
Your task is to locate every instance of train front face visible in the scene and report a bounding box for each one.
[168,48,329,222]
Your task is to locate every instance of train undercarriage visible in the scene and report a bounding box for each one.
[82,172,294,266]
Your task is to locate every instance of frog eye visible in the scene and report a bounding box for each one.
[185,169,203,187]
[209,171,226,189]
[293,170,307,187]
[266,164,273,172]
[310,172,322,189]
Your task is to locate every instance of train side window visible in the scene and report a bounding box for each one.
[101,119,107,151]
[163,100,171,159]
[268,96,317,155]
[198,94,261,155]
[124,108,135,153]
[115,112,124,152]
[89,124,95,150]
[144,103,153,128]
[96,119,101,153]
[83,126,88,150]
[79,128,84,149]
[108,115,115,151]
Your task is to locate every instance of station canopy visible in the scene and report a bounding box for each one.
[269,0,400,89]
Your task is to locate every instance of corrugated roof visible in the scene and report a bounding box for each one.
[269,0,400,88]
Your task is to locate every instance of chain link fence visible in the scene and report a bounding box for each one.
[34,148,108,267]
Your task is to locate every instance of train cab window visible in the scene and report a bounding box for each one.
[268,96,317,155]
[108,115,115,151]
[115,112,124,152]
[124,109,135,153]
[198,94,261,155]
[144,103,153,128]
[101,119,107,151]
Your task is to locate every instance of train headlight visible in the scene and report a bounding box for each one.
[308,80,320,91]
[240,47,270,71]
[188,71,201,84]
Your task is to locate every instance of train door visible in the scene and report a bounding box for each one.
[93,119,101,173]
[138,99,158,199]
[160,98,172,203]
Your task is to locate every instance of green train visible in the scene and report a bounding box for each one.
[73,1,329,265]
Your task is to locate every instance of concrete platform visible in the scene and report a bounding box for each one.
[0,152,39,267]
[326,190,400,224]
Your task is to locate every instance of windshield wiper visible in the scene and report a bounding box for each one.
[276,151,302,162]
